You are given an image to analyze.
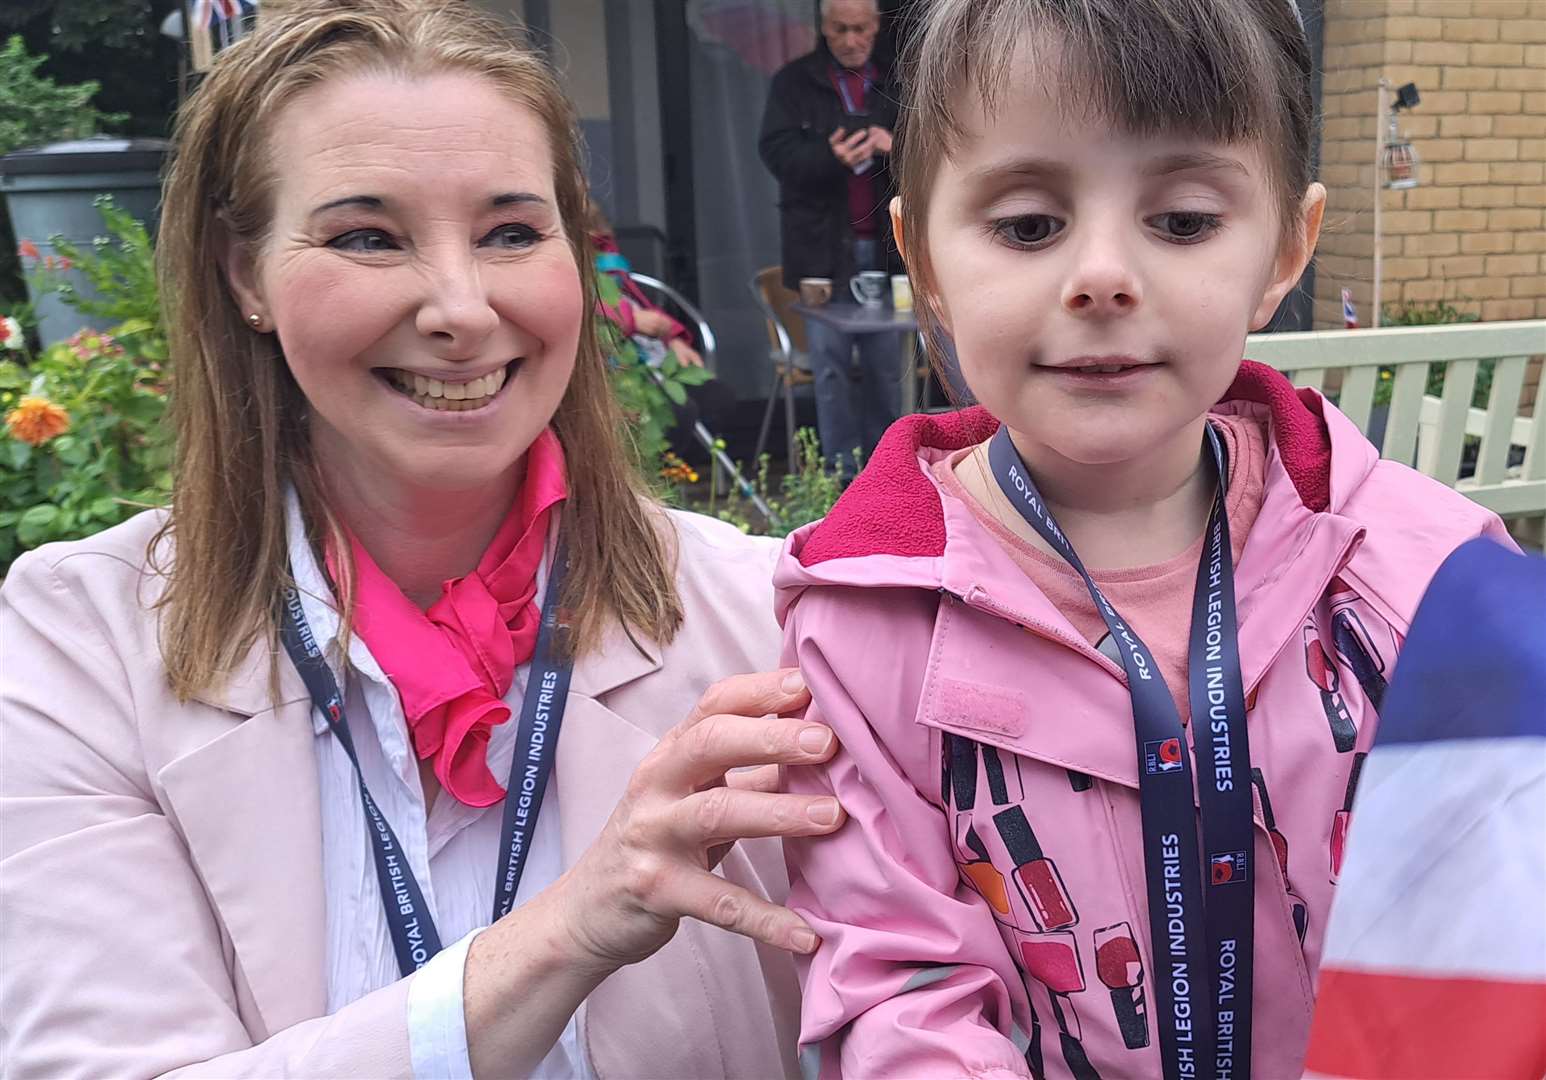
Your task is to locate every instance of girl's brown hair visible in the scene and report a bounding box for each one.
[894,0,1315,362]
[154,0,681,700]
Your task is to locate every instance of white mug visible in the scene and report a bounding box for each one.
[850,270,889,308]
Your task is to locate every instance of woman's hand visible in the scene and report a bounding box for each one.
[554,667,841,972]
[465,668,838,1077]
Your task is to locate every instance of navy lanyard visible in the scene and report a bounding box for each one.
[278,546,574,978]
[987,425,1254,1080]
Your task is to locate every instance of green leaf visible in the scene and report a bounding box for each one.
[5,440,32,470]
[26,198,160,326]
[0,361,26,389]
[51,435,89,466]
[89,496,117,518]
[594,272,623,306]
[16,503,60,545]
[119,394,166,424]
[661,379,688,406]
[675,366,713,386]
[114,317,153,337]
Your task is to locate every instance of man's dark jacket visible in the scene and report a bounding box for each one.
[758,40,903,291]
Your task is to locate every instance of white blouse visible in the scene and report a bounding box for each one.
[287,495,592,1079]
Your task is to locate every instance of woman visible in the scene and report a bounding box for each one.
[0,3,841,1077]
[587,197,705,370]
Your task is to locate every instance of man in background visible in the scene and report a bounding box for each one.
[759,0,905,470]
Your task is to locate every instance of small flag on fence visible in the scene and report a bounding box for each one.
[1342,288,1359,329]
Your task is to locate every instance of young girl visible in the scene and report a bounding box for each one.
[775,2,1514,1078]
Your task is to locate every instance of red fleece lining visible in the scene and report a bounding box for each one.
[797,360,1331,567]
[1225,359,1333,513]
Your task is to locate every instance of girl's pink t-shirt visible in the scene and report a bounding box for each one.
[933,413,1269,723]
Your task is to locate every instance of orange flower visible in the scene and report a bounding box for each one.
[16,239,40,261]
[6,396,70,446]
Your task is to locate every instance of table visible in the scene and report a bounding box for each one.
[792,301,923,414]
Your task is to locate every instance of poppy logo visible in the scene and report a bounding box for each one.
[1143,738,1184,775]
[1211,851,1248,885]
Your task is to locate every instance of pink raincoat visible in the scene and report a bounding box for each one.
[775,362,1512,1079]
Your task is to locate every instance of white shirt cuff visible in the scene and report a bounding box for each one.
[407,928,481,1080]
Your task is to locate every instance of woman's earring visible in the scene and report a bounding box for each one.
[247,313,262,328]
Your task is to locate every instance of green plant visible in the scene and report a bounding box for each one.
[0,35,124,155]
[1369,298,1491,409]
[26,195,164,344]
[0,34,130,307]
[1,321,170,569]
[594,270,713,479]
[2,197,168,568]
[1380,299,1481,327]
[696,428,859,538]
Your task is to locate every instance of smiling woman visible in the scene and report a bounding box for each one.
[0,2,842,1078]
[212,67,588,614]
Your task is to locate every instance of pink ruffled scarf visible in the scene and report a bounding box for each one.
[331,429,568,807]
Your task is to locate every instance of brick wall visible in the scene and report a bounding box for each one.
[1313,0,1545,330]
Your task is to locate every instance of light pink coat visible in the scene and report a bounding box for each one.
[775,363,1512,1079]
[0,507,800,1079]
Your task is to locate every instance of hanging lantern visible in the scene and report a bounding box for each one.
[1382,112,1419,189]
[1381,82,1421,190]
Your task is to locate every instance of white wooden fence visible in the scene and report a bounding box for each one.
[1245,320,1546,518]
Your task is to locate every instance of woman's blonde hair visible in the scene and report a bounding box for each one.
[154,0,681,700]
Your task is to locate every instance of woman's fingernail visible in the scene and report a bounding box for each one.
[791,927,819,953]
[808,797,840,825]
[798,725,833,755]
[781,670,806,694]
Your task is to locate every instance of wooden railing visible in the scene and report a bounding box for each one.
[1245,320,1546,518]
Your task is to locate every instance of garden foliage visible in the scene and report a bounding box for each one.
[1,197,169,570]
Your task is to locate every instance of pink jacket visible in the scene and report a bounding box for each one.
[774,362,1512,1080]
[1,507,799,1079]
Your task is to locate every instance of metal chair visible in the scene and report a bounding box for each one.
[749,266,814,468]
[626,272,717,371]
[625,272,778,527]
